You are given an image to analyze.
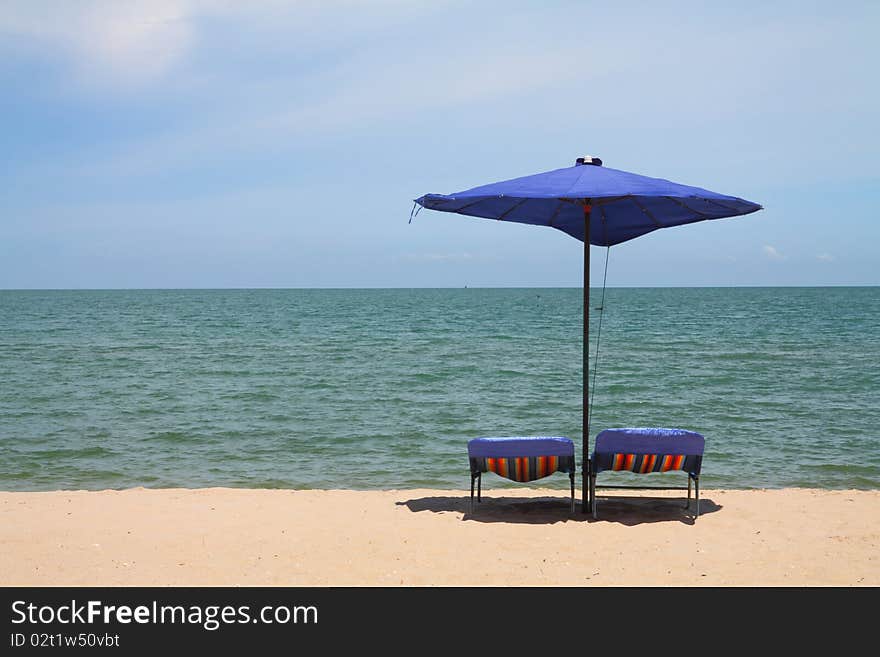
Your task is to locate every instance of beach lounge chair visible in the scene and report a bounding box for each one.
[467,436,576,513]
[589,428,705,520]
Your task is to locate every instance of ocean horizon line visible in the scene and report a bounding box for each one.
[1,284,878,292]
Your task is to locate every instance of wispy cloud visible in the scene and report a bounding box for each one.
[817,253,835,262]
[0,1,440,89]
[1,0,194,87]
[6,2,879,196]
[763,245,785,260]
[401,253,484,262]
[52,18,586,178]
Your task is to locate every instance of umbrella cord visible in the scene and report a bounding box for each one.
[588,246,610,436]
[408,202,422,224]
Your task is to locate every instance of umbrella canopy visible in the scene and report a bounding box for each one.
[416,157,762,246]
[414,156,762,511]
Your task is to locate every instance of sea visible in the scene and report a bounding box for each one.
[1,287,878,491]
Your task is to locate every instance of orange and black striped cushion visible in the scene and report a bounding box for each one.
[471,455,575,482]
[595,452,701,474]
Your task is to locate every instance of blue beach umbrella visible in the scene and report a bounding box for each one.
[413,156,762,512]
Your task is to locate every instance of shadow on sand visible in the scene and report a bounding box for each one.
[397,493,721,526]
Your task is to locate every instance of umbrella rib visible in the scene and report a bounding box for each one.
[449,196,531,219]
[664,195,720,218]
[628,196,663,228]
[701,197,749,213]
[593,195,629,206]
[452,198,493,213]
[666,195,750,216]
[547,200,565,228]
[495,197,530,221]
[598,203,610,245]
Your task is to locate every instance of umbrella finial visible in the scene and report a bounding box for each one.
[576,156,602,166]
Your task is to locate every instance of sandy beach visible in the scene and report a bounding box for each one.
[1,487,877,587]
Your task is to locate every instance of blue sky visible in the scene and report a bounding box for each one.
[1,0,877,288]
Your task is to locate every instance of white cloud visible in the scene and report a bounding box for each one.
[59,18,586,178]
[1,0,194,86]
[80,1,193,83]
[7,1,877,194]
[0,1,453,88]
[817,253,834,262]
[268,42,578,135]
[763,245,785,260]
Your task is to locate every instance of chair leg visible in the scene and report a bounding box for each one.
[581,461,589,514]
[686,475,692,509]
[570,470,575,513]
[469,473,475,514]
[586,459,591,510]
[477,472,481,502]
[695,475,700,519]
[591,474,598,519]
[582,459,591,514]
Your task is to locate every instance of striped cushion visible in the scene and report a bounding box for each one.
[471,455,576,482]
[595,452,701,474]
[592,428,704,476]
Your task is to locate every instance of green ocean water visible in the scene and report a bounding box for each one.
[0,288,878,491]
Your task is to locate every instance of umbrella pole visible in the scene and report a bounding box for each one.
[582,203,591,513]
